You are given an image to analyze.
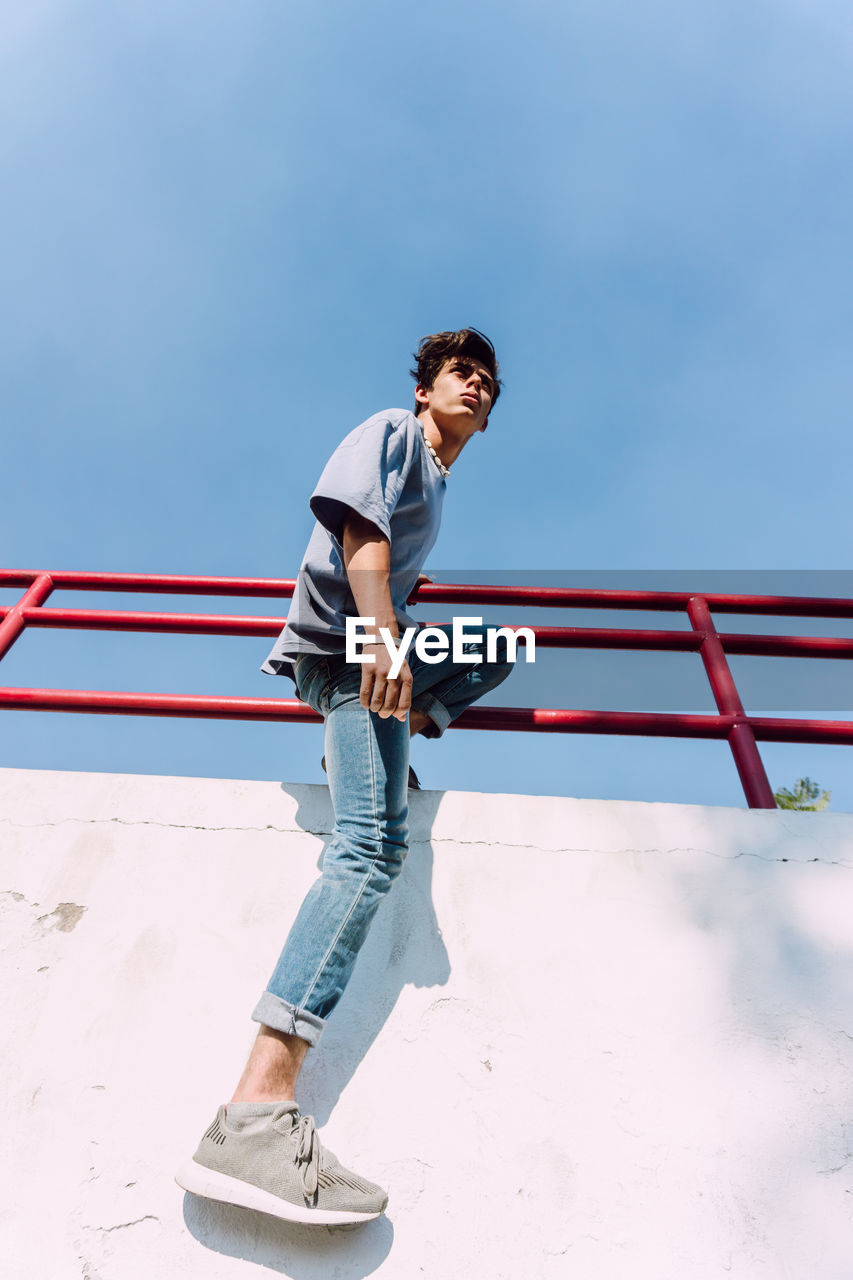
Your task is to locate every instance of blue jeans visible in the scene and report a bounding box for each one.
[252,626,514,1045]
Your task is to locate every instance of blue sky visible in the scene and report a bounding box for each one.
[2,1,852,809]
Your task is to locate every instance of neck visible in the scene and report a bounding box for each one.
[418,410,470,469]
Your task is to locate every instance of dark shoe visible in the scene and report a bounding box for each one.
[321,757,420,789]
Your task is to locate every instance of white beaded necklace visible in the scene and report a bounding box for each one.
[421,425,450,479]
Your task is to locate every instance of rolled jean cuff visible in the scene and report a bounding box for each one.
[411,692,452,739]
[252,990,326,1048]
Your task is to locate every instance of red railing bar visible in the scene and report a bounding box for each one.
[0,574,54,661]
[689,599,745,719]
[506,629,853,658]
[415,585,853,618]
[2,607,852,660]
[750,718,853,744]
[1,686,851,745]
[460,708,853,743]
[2,570,853,618]
[0,687,322,723]
[0,687,735,734]
[719,634,853,659]
[688,596,776,809]
[456,706,735,736]
[12,608,288,638]
[0,570,299,598]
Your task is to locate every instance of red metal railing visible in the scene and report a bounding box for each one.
[2,569,853,808]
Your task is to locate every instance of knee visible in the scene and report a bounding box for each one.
[493,658,515,681]
[481,632,520,683]
[375,829,409,882]
[335,821,408,882]
[480,655,515,691]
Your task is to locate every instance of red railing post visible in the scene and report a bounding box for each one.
[687,595,776,809]
[0,573,54,663]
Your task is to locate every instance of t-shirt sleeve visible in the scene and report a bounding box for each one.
[309,414,413,545]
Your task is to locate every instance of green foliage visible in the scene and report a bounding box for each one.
[773,776,831,811]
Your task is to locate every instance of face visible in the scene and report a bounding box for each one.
[415,356,495,435]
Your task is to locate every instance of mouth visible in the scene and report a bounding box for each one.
[461,394,480,408]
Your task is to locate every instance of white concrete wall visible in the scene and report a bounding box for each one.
[2,765,853,1280]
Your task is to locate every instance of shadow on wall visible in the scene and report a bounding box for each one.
[182,1194,395,1278]
[672,812,853,1044]
[285,785,452,1127]
[183,783,449,1275]
[668,812,853,1236]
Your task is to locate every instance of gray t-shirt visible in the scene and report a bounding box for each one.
[262,408,446,681]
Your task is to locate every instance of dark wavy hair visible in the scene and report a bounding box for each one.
[410,328,502,416]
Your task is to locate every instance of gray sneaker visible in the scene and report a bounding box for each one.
[176,1102,388,1225]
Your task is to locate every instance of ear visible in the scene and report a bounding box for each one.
[414,382,430,410]
[479,415,489,433]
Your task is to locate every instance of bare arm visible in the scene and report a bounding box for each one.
[342,512,412,721]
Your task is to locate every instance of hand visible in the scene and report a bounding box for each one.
[359,643,413,721]
[407,573,434,604]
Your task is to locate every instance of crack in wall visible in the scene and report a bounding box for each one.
[421,839,853,867]
[80,1214,160,1234]
[2,817,850,866]
[0,814,306,836]
[75,1215,160,1278]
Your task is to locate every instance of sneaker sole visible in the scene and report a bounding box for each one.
[175,1158,384,1226]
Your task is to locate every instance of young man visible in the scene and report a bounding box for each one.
[176,329,513,1225]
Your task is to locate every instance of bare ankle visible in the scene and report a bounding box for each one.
[230,1088,296,1104]
[230,1025,309,1104]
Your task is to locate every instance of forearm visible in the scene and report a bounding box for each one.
[342,513,398,637]
[342,512,412,718]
